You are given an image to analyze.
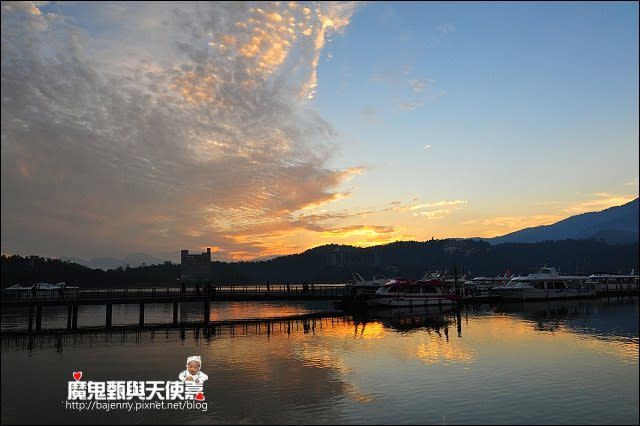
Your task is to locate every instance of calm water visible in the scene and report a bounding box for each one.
[1,298,638,424]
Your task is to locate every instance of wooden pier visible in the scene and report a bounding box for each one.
[3,281,636,333]
[1,284,349,332]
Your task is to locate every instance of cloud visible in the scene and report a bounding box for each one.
[408,79,431,93]
[463,214,564,237]
[423,144,431,150]
[1,2,364,261]
[399,100,424,111]
[388,200,468,220]
[360,105,377,121]
[464,194,637,237]
[563,194,637,214]
[437,23,455,34]
[406,200,467,211]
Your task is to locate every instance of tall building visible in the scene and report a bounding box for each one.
[180,248,211,282]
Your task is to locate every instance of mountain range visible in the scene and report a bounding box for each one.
[486,198,638,245]
[59,198,638,270]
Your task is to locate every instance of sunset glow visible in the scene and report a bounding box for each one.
[1,2,637,261]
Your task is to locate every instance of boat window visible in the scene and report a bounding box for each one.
[421,286,437,293]
[406,286,420,293]
[554,282,565,289]
[534,282,545,289]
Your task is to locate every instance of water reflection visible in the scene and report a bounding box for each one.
[495,297,639,339]
[1,298,638,424]
[366,306,456,332]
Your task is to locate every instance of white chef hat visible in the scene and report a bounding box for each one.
[186,355,201,366]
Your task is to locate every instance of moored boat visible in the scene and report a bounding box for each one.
[585,272,639,294]
[368,278,460,307]
[3,282,79,292]
[491,267,595,301]
[346,273,390,298]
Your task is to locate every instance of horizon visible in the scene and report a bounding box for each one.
[2,2,638,262]
[2,195,637,268]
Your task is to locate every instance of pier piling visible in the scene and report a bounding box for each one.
[139,303,145,327]
[106,303,113,329]
[72,304,78,330]
[203,299,210,324]
[67,303,72,330]
[27,304,34,332]
[35,305,43,331]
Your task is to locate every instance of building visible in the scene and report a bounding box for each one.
[180,248,211,282]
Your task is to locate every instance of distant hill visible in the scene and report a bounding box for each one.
[3,238,638,287]
[488,198,639,245]
[61,253,167,270]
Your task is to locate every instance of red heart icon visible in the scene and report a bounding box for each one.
[73,371,82,381]
[195,392,205,401]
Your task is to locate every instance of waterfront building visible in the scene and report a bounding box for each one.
[180,248,211,282]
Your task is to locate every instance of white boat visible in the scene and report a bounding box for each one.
[368,278,460,307]
[585,272,639,294]
[346,273,390,298]
[3,282,78,292]
[464,275,511,291]
[421,270,467,285]
[491,267,596,301]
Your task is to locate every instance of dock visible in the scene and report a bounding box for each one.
[0,284,348,332]
[2,281,635,333]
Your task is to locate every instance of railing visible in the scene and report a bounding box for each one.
[1,283,349,303]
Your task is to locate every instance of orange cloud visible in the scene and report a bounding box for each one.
[563,194,637,214]
[462,214,563,238]
[321,225,395,239]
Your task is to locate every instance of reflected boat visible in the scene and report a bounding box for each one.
[366,305,457,332]
[494,297,639,338]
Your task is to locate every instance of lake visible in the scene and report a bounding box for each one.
[1,297,638,424]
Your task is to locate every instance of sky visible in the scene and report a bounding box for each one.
[1,1,638,262]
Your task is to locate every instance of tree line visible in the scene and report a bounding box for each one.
[2,239,638,288]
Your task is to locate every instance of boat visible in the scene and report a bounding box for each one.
[491,266,596,301]
[346,273,390,298]
[421,270,468,286]
[368,278,460,307]
[585,271,639,294]
[463,275,511,296]
[3,282,78,292]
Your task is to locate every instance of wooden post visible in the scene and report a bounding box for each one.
[27,304,34,332]
[35,304,43,331]
[72,304,78,330]
[203,299,210,324]
[173,302,178,325]
[106,303,113,329]
[67,303,72,330]
[139,303,145,327]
